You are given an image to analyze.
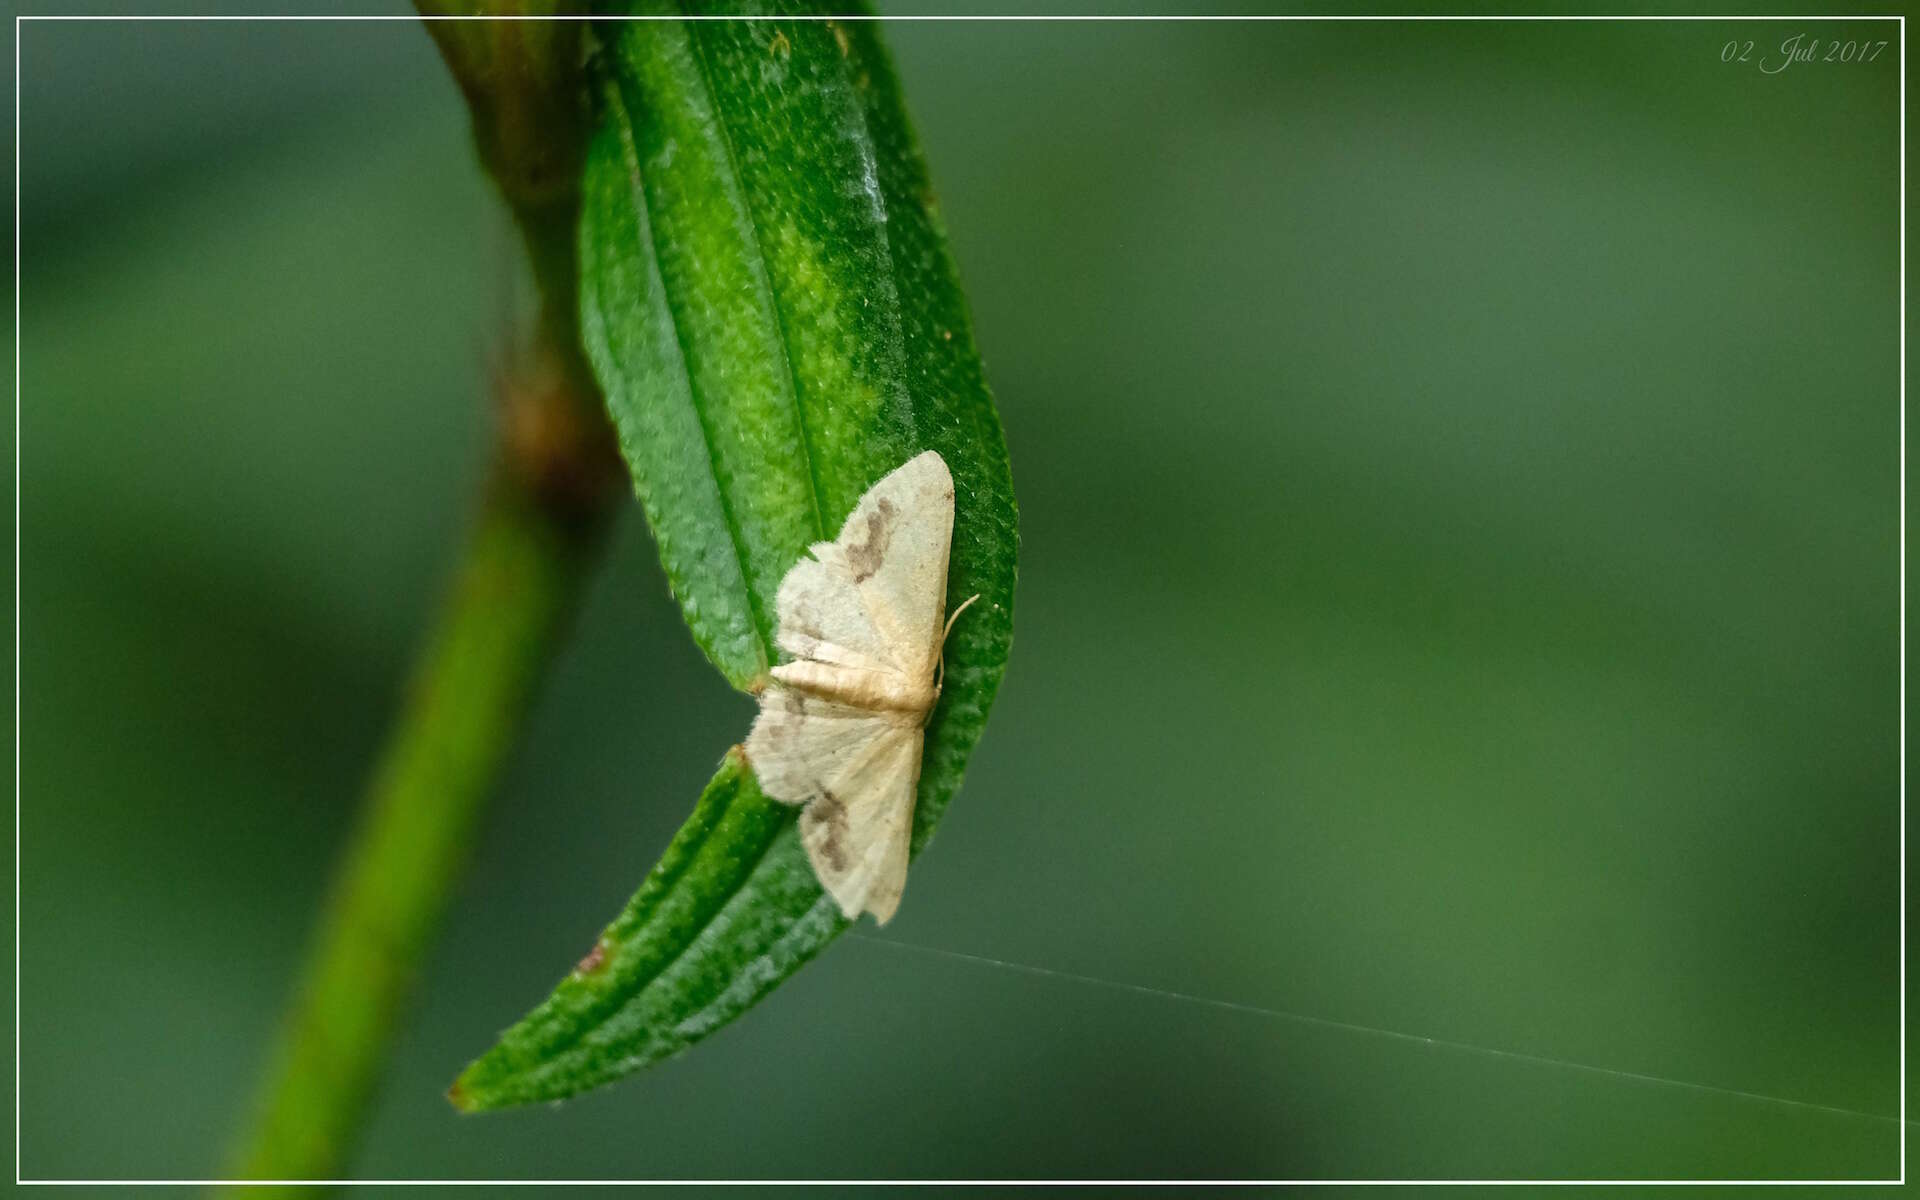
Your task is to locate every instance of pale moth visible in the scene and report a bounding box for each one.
[743,450,977,925]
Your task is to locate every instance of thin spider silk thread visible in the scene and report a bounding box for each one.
[848,933,1909,1130]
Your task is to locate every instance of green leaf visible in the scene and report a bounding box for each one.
[451,5,1016,1111]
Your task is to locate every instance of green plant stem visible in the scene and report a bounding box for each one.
[220,11,610,1185]
[227,462,611,1184]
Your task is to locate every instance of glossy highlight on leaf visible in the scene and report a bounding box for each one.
[452,4,1016,1111]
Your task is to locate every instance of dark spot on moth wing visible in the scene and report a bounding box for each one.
[843,497,897,584]
[808,787,850,871]
[869,874,904,925]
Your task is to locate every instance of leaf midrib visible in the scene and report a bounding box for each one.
[605,74,767,673]
[544,819,795,1098]
[685,19,829,546]
[485,773,795,1102]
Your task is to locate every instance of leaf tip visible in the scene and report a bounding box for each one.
[446,1077,476,1114]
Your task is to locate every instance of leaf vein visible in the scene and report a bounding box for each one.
[609,73,771,667]
[686,20,830,542]
[571,806,798,1079]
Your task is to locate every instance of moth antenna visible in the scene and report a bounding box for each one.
[942,593,982,644]
[933,593,982,696]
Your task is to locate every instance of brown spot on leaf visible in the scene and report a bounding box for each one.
[576,940,608,975]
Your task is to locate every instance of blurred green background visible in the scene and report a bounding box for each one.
[12,9,1905,1182]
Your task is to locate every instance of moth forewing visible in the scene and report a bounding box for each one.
[826,450,955,682]
[741,451,957,924]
